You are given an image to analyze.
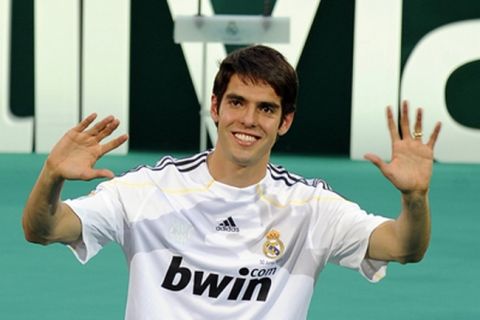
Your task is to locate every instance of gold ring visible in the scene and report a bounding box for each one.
[413,131,423,139]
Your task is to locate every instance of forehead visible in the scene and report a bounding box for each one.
[224,74,281,103]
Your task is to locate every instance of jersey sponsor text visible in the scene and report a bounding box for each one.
[161,256,276,301]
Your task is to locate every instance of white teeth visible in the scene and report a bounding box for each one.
[235,133,256,142]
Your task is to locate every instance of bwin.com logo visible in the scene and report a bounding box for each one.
[161,256,277,301]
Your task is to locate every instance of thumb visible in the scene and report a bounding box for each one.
[364,153,385,171]
[84,168,115,181]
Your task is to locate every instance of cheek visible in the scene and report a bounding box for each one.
[219,107,242,124]
[265,121,283,138]
[217,112,233,125]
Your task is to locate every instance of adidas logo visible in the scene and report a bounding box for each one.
[216,217,240,232]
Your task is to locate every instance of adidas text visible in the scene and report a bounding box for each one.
[216,225,240,232]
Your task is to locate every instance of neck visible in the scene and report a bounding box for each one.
[207,150,268,188]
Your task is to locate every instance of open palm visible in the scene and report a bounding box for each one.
[46,113,128,181]
[364,101,441,194]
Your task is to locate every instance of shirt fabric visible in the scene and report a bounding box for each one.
[66,151,390,320]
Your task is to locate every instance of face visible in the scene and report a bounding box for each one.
[211,74,294,169]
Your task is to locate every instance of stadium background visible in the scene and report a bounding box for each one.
[2,0,480,319]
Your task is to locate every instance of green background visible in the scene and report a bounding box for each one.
[1,153,479,319]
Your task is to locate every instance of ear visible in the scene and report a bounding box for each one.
[210,94,219,123]
[278,112,295,136]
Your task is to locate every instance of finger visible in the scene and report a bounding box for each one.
[100,134,129,156]
[77,168,115,181]
[400,100,411,140]
[82,168,115,180]
[75,113,97,132]
[386,106,400,141]
[96,118,120,141]
[427,121,442,148]
[364,153,386,171]
[92,168,115,180]
[412,107,423,140]
[87,115,115,136]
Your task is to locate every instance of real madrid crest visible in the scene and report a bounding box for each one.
[262,229,285,259]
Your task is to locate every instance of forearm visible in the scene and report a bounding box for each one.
[394,191,431,263]
[22,162,67,244]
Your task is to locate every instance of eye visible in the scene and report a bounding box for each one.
[259,103,276,114]
[229,98,243,107]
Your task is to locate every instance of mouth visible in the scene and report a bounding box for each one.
[233,132,260,145]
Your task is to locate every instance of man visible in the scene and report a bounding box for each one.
[23,45,441,319]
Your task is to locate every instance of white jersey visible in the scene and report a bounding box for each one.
[65,151,390,320]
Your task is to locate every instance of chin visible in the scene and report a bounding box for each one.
[231,149,269,168]
[231,155,254,167]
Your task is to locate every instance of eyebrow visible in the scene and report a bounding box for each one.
[225,93,281,110]
[225,93,246,102]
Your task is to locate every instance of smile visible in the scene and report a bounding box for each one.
[234,132,259,143]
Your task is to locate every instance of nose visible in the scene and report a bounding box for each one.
[241,105,257,127]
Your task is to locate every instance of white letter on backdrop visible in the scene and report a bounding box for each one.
[35,0,130,154]
[401,20,480,163]
[268,0,321,68]
[350,0,403,160]
[34,0,80,153]
[82,0,130,154]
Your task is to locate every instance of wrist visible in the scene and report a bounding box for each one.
[401,191,429,216]
[402,189,428,197]
[43,158,65,185]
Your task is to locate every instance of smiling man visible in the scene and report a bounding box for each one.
[209,73,294,187]
[22,45,441,319]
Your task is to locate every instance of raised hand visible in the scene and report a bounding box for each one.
[364,101,441,195]
[46,113,128,181]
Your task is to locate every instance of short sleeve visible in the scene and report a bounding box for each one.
[65,180,125,264]
[331,202,391,282]
[312,191,391,282]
